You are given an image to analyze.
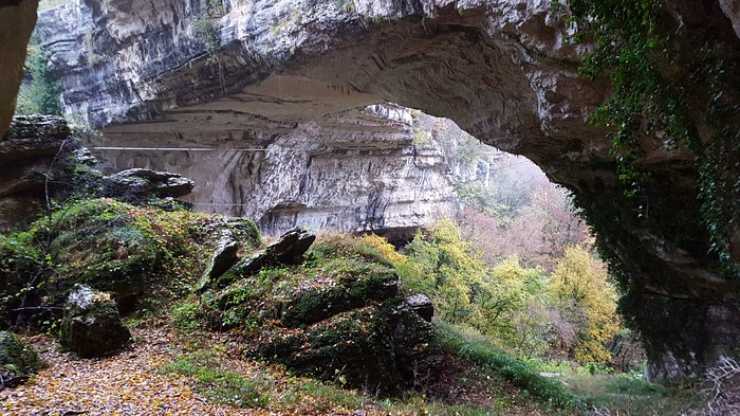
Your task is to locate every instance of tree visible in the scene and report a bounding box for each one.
[16,41,62,116]
[549,246,619,364]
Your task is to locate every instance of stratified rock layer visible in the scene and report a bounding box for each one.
[93,105,461,238]
[34,0,740,380]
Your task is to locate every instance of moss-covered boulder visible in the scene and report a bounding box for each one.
[0,331,41,388]
[59,285,131,358]
[255,302,436,394]
[201,235,438,393]
[0,198,220,327]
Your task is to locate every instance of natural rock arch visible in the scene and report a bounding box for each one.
[2,0,739,381]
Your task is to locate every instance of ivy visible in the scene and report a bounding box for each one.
[555,0,740,278]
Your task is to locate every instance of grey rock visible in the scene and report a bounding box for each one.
[203,228,316,291]
[195,237,241,293]
[94,105,461,238]
[405,294,434,322]
[0,116,82,230]
[101,168,194,201]
[59,285,131,358]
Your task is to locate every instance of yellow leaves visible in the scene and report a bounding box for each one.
[550,246,620,364]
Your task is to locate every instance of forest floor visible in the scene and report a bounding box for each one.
[0,315,563,416]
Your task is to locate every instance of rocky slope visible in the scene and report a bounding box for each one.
[26,0,740,381]
[94,105,461,239]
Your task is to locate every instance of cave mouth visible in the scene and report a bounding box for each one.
[16,0,740,387]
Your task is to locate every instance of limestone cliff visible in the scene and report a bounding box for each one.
[94,105,461,239]
[32,0,740,381]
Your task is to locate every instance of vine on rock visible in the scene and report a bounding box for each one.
[552,0,740,279]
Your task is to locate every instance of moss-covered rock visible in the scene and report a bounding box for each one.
[202,235,438,393]
[59,285,131,358]
[0,331,41,388]
[0,197,216,327]
[254,302,436,394]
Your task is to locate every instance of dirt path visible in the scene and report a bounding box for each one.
[0,325,260,416]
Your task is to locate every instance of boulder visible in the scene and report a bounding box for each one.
[59,285,131,358]
[101,168,194,202]
[405,294,434,322]
[195,237,241,293]
[254,302,436,395]
[263,228,316,266]
[0,331,40,389]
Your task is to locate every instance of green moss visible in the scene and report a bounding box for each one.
[0,331,41,382]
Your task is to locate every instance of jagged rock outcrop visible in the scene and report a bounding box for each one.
[31,0,740,381]
[92,105,461,239]
[200,227,316,291]
[101,168,195,202]
[0,115,82,230]
[0,1,37,138]
[201,235,437,393]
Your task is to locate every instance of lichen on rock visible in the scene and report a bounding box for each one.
[59,284,131,358]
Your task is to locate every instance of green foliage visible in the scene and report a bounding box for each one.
[0,331,42,381]
[0,198,210,329]
[16,40,62,116]
[398,221,550,355]
[170,300,203,332]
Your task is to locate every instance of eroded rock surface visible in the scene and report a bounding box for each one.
[0,116,195,229]
[93,105,462,238]
[101,168,195,202]
[34,0,740,380]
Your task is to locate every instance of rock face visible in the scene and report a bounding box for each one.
[0,331,40,389]
[0,115,81,230]
[0,1,37,138]
[92,105,461,239]
[59,285,131,358]
[33,0,740,381]
[0,116,195,229]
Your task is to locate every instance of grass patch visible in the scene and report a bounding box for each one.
[565,372,702,415]
[169,298,203,332]
[435,322,580,411]
[161,350,269,408]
